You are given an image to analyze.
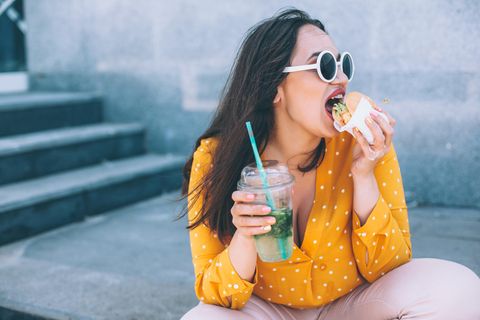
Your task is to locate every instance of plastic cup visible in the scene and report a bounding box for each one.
[333,96,389,145]
[237,160,295,262]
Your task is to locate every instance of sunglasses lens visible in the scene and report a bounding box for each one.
[319,52,336,81]
[342,53,354,80]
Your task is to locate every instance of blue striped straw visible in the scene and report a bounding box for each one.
[245,122,276,210]
[245,122,288,260]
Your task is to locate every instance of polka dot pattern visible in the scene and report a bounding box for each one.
[187,135,411,309]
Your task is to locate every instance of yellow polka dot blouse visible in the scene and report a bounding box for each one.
[187,131,412,310]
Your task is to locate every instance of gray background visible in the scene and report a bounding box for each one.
[24,0,480,208]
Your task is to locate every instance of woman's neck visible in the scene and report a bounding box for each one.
[262,126,327,173]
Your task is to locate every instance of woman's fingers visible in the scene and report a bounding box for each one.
[232,215,275,227]
[371,112,394,148]
[231,190,280,237]
[381,109,396,127]
[231,204,275,236]
[231,191,277,237]
[231,203,271,216]
[232,190,256,203]
[238,225,273,236]
[352,127,372,157]
[364,115,385,147]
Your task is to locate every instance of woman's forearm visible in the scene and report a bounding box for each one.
[352,173,380,226]
[228,230,258,282]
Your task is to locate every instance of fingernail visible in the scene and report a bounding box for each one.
[263,225,271,231]
[369,112,377,118]
[268,217,276,224]
[262,206,271,213]
[247,194,255,199]
[365,117,373,124]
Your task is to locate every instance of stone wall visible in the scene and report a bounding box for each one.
[24,0,480,207]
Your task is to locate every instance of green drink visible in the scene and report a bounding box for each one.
[254,207,293,262]
[237,160,295,262]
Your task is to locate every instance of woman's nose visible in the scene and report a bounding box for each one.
[332,67,349,85]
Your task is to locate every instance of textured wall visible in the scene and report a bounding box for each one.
[24,0,480,207]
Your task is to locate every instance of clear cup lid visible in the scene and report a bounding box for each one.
[237,160,295,190]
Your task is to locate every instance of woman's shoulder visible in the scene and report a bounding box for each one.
[193,136,220,162]
[197,136,219,152]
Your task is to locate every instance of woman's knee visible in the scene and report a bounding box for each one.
[401,258,480,293]
[378,258,480,319]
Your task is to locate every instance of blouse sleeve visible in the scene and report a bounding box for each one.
[188,139,259,309]
[350,142,413,282]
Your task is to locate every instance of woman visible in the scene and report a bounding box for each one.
[177,8,480,320]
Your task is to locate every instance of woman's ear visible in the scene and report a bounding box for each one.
[273,86,284,105]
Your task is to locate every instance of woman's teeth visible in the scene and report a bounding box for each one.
[326,95,344,111]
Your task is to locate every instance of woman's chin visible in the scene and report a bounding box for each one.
[323,114,340,135]
[326,129,340,138]
[316,127,339,139]
[326,122,341,137]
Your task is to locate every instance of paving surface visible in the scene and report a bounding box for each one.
[0,190,478,320]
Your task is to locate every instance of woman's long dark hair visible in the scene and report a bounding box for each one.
[175,8,328,245]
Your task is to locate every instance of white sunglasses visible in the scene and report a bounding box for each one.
[283,50,354,83]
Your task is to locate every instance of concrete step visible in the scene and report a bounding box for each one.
[0,92,102,137]
[0,192,196,320]
[0,122,146,186]
[0,192,478,320]
[0,154,185,246]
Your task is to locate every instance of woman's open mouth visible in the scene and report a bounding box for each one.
[324,92,345,121]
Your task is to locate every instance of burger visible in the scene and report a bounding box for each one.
[332,91,377,126]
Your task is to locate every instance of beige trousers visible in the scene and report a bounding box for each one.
[181,258,480,320]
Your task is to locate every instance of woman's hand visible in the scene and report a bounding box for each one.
[231,191,276,240]
[351,106,397,178]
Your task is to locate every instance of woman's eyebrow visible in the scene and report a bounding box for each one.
[307,51,341,62]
